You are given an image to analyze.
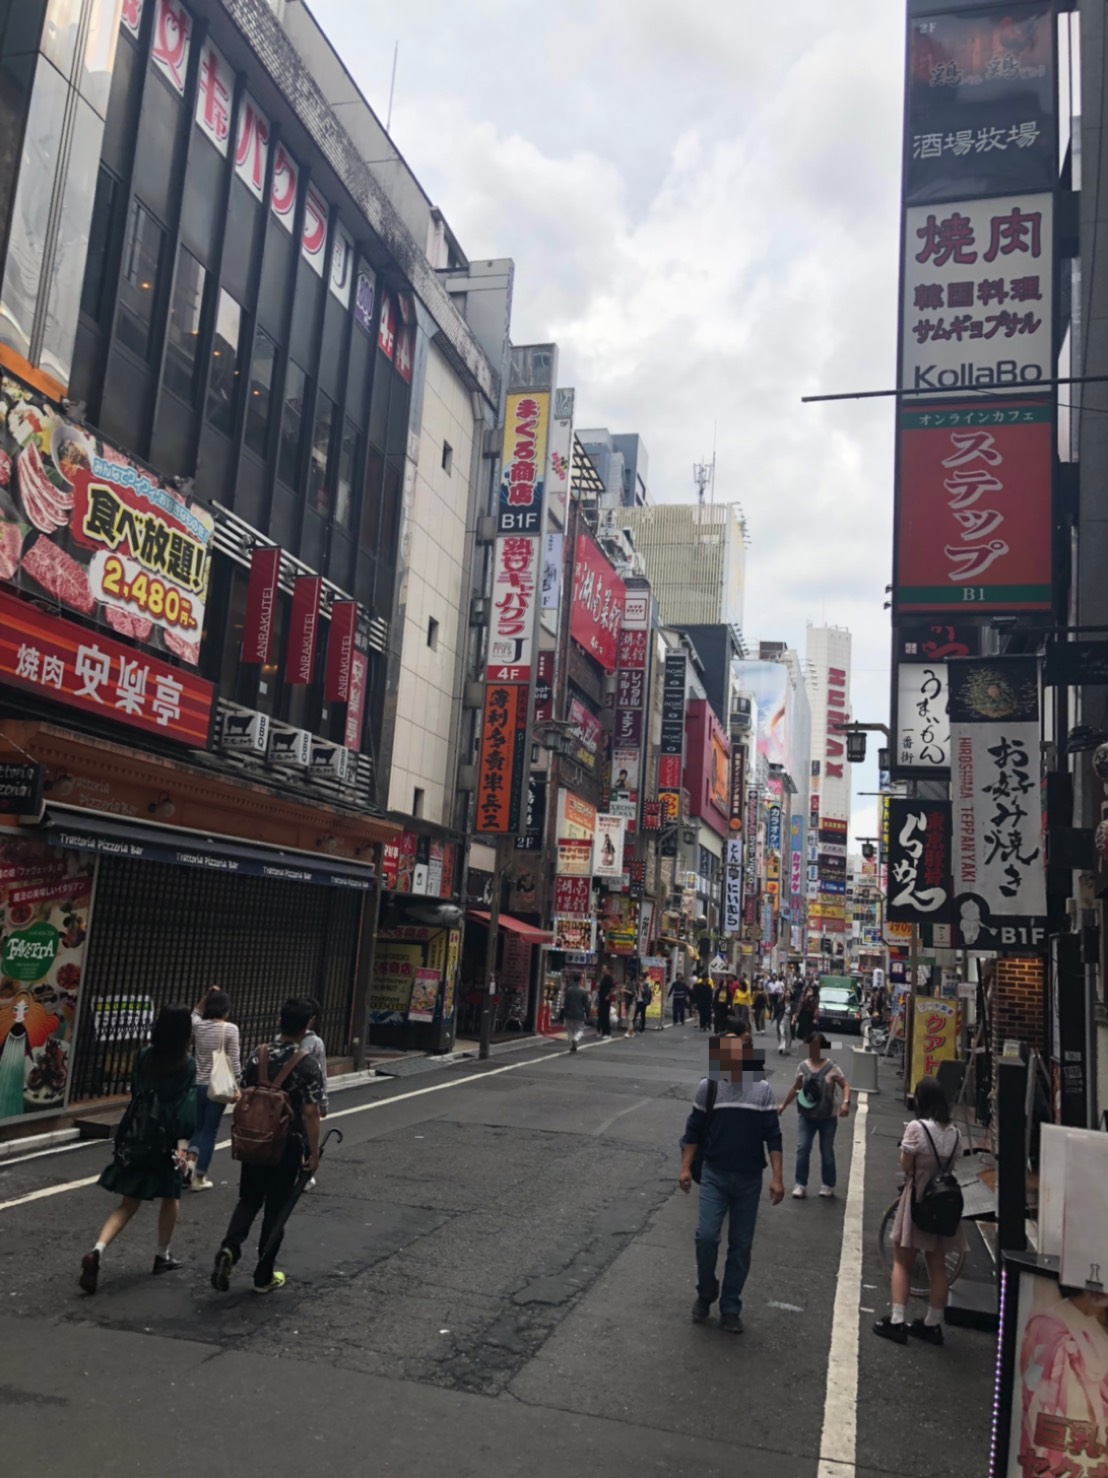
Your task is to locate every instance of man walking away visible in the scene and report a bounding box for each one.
[692,976,713,1031]
[668,974,689,1025]
[712,978,733,1034]
[598,968,614,1038]
[777,1032,851,1198]
[211,998,324,1295]
[752,980,768,1034]
[563,973,590,1053]
[679,1018,785,1332]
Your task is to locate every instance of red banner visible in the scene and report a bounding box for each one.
[0,588,214,747]
[287,576,322,685]
[554,876,591,918]
[241,546,281,664]
[344,642,368,752]
[475,683,526,834]
[325,600,358,703]
[570,532,625,672]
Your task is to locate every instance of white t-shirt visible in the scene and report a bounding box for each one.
[902,1118,960,1180]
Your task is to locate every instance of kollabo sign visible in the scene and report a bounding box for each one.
[896,401,1052,612]
[902,194,1052,395]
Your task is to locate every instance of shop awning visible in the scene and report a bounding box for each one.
[466,910,552,947]
[44,810,375,890]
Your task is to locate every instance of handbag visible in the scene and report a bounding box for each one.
[207,1024,238,1104]
[690,1078,720,1185]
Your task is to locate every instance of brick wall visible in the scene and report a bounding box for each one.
[991,955,1046,1119]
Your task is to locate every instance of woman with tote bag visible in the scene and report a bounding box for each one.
[187,987,242,1191]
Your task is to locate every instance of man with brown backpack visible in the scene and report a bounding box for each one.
[211,998,324,1295]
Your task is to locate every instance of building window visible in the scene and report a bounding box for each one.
[412,787,424,818]
[206,289,243,437]
[115,198,164,360]
[441,440,452,474]
[163,246,206,402]
[334,419,359,531]
[427,617,438,650]
[244,329,276,459]
[278,359,307,487]
[307,392,335,515]
[80,166,120,326]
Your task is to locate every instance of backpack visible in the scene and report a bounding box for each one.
[231,1045,308,1166]
[797,1061,835,1121]
[114,1085,173,1169]
[910,1122,964,1237]
[690,1078,720,1185]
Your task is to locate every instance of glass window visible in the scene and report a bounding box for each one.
[79,165,119,324]
[335,419,359,530]
[115,198,164,360]
[206,289,243,437]
[278,359,307,487]
[307,393,334,515]
[360,448,385,552]
[244,329,276,459]
[163,246,206,402]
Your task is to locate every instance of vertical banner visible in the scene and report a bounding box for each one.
[286,576,322,685]
[325,600,359,703]
[611,588,650,830]
[476,683,528,834]
[910,996,958,1086]
[343,624,369,753]
[241,547,282,665]
[886,798,953,924]
[658,651,687,820]
[724,838,743,933]
[949,656,1046,948]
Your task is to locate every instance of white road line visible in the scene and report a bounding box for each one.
[0,1040,600,1214]
[593,1095,653,1137]
[816,1095,868,1478]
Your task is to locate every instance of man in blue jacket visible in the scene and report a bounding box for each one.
[679,1017,784,1332]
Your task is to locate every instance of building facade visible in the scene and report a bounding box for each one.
[805,624,852,967]
[621,502,748,629]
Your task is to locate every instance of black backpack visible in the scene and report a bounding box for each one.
[910,1122,964,1237]
[798,1062,834,1121]
[114,1086,173,1169]
[690,1078,719,1185]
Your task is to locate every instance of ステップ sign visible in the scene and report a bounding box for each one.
[1,373,212,664]
[0,588,214,747]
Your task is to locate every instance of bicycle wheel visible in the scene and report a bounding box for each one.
[878,1200,966,1300]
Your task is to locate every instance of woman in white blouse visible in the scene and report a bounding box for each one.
[187,987,241,1191]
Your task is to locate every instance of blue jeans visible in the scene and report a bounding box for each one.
[795,1114,838,1189]
[190,1083,227,1175]
[695,1164,762,1316]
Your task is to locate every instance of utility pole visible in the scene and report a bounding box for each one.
[478,839,505,1061]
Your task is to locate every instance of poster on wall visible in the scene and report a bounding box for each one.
[0,836,95,1122]
[593,815,626,880]
[1,376,214,663]
[369,939,422,1022]
[407,968,440,1024]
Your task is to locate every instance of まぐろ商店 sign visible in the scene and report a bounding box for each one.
[0,374,212,664]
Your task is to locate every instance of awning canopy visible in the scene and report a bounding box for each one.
[45,810,375,890]
[466,910,552,947]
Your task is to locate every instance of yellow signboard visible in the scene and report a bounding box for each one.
[910,996,958,1087]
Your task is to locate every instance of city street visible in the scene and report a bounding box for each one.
[0,1023,993,1478]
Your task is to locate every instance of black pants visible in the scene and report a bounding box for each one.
[599,1001,611,1037]
[672,1002,686,1024]
[697,1002,711,1030]
[633,1002,647,1032]
[713,1005,730,1033]
[221,1144,302,1286]
[754,1006,766,1031]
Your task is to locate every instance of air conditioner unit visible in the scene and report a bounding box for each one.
[730,698,752,732]
[469,595,490,626]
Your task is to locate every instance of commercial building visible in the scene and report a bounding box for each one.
[575,429,649,511]
[805,624,851,967]
[620,501,748,629]
[0,0,507,1127]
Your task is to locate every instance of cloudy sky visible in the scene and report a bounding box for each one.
[313,0,906,839]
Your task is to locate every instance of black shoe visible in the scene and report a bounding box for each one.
[908,1318,944,1346]
[720,1313,744,1334]
[873,1316,908,1345]
[79,1249,100,1295]
[211,1247,233,1293]
[691,1297,712,1324]
[152,1254,182,1275]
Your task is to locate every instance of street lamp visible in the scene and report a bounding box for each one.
[842,721,891,765]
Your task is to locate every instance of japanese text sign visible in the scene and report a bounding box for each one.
[729,744,745,830]
[270,142,298,232]
[498,393,550,535]
[0,588,213,747]
[886,798,953,924]
[344,626,369,752]
[902,194,1053,396]
[910,997,957,1088]
[906,6,1054,205]
[1,373,212,664]
[554,876,590,919]
[896,400,1052,611]
[301,183,329,276]
[234,93,270,203]
[476,684,527,834]
[151,0,190,95]
[487,535,538,681]
[120,1,143,38]
[195,37,232,156]
[896,661,951,775]
[570,532,625,672]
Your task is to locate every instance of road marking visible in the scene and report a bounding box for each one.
[816,1095,868,1478]
[593,1096,653,1137]
[0,1040,604,1214]
[768,1300,804,1313]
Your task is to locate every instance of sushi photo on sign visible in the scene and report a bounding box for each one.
[0,374,213,665]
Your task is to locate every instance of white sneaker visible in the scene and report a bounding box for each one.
[819,1186,834,1198]
[792,1185,806,1199]
[190,1174,213,1192]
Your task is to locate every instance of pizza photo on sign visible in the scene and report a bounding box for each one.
[0,373,213,665]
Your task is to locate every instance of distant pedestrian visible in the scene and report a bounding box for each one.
[679,1016,785,1332]
[187,986,241,1191]
[731,978,753,1026]
[692,977,713,1031]
[752,981,768,1033]
[79,1005,197,1294]
[598,969,615,1038]
[668,974,689,1025]
[795,986,818,1045]
[211,998,324,1296]
[712,979,732,1034]
[777,1033,851,1198]
[773,988,792,1055]
[302,998,330,1116]
[634,976,653,1033]
[874,1075,966,1346]
[563,974,590,1053]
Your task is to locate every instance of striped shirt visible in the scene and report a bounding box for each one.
[190,1013,242,1087]
[683,1074,782,1175]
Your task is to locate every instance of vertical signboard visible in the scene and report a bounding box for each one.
[886,798,954,924]
[611,588,650,830]
[241,547,281,665]
[570,532,626,673]
[325,601,359,704]
[658,651,687,822]
[286,577,322,686]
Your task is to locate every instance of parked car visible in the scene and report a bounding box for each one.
[817,976,865,1034]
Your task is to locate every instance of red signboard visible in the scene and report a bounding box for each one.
[287,576,322,685]
[241,546,281,664]
[570,532,625,672]
[896,401,1053,613]
[475,683,527,834]
[554,876,590,918]
[325,600,358,703]
[381,841,400,890]
[344,637,368,752]
[0,588,214,747]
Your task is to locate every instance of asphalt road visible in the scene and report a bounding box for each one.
[0,1022,994,1478]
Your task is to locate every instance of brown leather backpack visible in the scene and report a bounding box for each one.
[231,1046,307,1166]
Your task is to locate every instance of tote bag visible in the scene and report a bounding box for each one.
[207,1024,238,1103]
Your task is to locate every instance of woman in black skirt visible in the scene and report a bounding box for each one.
[79,1005,197,1294]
